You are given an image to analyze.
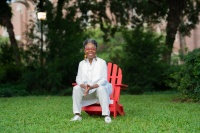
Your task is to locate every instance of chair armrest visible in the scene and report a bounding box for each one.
[73,83,128,90]
[114,84,128,90]
[72,83,77,86]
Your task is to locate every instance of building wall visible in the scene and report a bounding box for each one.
[173,23,200,54]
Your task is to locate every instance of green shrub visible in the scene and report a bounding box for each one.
[0,83,28,97]
[0,41,23,84]
[0,36,9,47]
[0,65,23,83]
[21,66,48,95]
[168,48,200,102]
[0,42,15,65]
[121,27,167,94]
[161,64,181,91]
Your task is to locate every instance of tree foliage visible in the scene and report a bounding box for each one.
[168,48,200,102]
[121,27,166,94]
[20,0,84,94]
[1,0,200,96]
[75,0,200,64]
[0,0,21,65]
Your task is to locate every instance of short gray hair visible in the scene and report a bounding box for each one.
[83,39,98,48]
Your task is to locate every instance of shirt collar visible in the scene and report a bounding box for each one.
[86,57,97,63]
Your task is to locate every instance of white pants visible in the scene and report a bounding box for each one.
[72,85,110,116]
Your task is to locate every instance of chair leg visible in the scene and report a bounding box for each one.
[113,103,117,118]
[113,109,117,118]
[116,104,125,116]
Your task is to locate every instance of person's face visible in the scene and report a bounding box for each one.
[84,43,97,60]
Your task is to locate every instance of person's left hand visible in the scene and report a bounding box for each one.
[84,84,90,97]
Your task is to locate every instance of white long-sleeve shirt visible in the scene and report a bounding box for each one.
[76,57,112,94]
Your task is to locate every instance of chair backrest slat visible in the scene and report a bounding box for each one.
[107,62,122,98]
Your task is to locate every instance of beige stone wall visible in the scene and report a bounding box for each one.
[172,23,200,55]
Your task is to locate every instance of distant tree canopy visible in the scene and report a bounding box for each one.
[71,0,200,64]
[0,0,200,96]
[1,0,200,65]
[88,0,199,63]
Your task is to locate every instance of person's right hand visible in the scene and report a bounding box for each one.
[80,84,86,89]
[84,85,90,97]
[80,84,90,96]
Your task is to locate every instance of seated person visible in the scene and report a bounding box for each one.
[70,39,112,123]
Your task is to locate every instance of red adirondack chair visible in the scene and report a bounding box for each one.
[73,62,128,118]
[82,62,128,118]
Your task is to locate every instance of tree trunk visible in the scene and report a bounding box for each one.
[164,0,185,64]
[0,0,21,65]
[2,17,21,65]
[179,32,186,55]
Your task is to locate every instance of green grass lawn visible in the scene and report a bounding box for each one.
[0,92,200,133]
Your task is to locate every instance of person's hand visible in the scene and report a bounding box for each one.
[84,84,90,97]
[80,84,86,89]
